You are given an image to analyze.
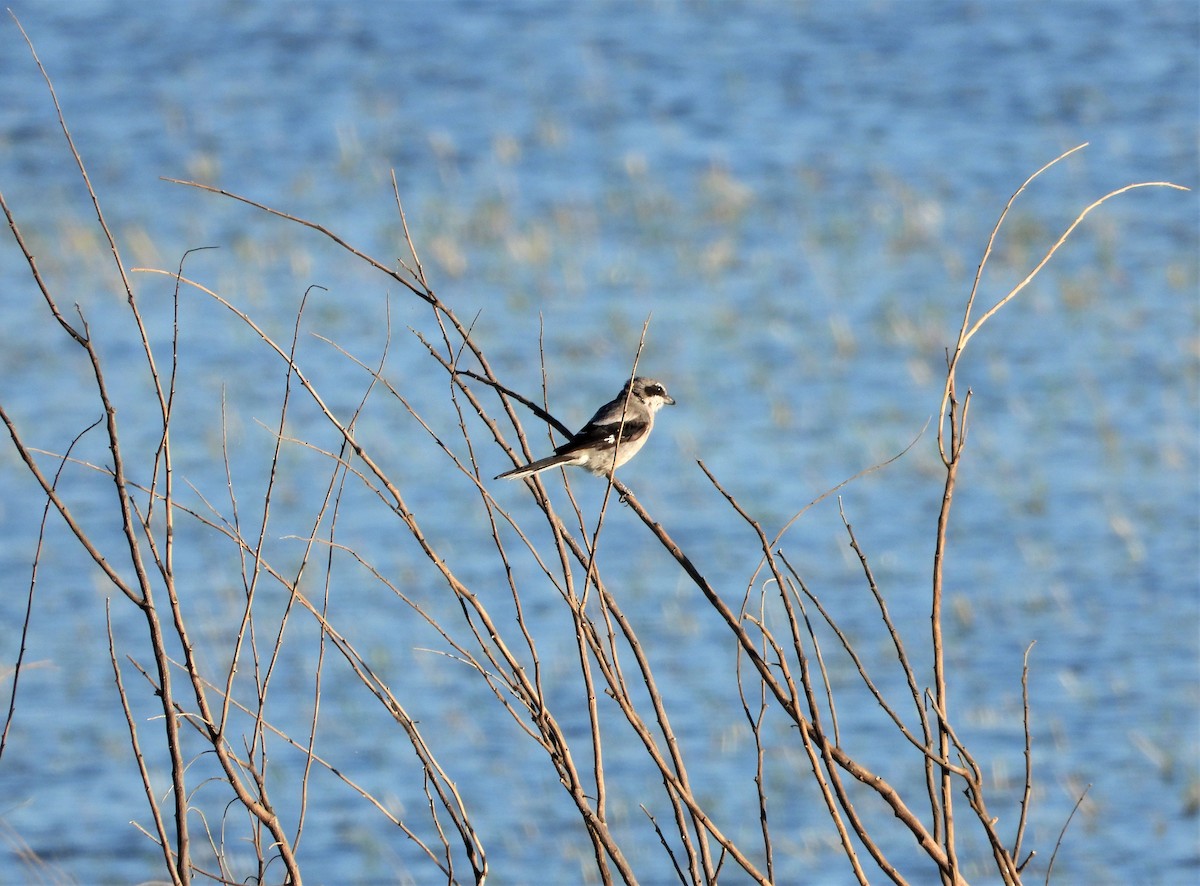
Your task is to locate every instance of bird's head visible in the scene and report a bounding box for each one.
[626,377,676,413]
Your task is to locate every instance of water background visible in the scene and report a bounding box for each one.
[0,1,1197,883]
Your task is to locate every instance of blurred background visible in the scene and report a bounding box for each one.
[0,1,1196,882]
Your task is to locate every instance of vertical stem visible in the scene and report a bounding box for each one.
[932,460,958,884]
[932,379,966,885]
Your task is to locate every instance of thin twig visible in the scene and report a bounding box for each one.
[1013,641,1037,867]
[0,417,100,761]
[1045,784,1091,885]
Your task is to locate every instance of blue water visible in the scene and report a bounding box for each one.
[0,1,1196,883]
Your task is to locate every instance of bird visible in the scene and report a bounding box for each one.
[496,377,676,480]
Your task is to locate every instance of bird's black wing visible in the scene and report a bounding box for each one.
[554,418,650,457]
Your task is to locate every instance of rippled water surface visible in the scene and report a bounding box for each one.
[0,1,1196,883]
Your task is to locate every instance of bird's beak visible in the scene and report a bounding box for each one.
[665,395,677,406]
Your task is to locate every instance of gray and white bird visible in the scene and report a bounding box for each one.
[496,377,676,480]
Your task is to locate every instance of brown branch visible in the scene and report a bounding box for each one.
[106,607,183,885]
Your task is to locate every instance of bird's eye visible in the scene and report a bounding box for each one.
[648,384,663,395]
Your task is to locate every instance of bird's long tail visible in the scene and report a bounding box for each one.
[495,453,576,480]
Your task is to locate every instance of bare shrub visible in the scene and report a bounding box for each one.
[0,18,1188,886]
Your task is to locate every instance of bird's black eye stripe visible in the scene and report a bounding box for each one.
[647,384,664,396]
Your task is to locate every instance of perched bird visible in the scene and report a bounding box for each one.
[496,377,676,480]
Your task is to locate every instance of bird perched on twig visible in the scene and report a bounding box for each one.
[496,377,676,480]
